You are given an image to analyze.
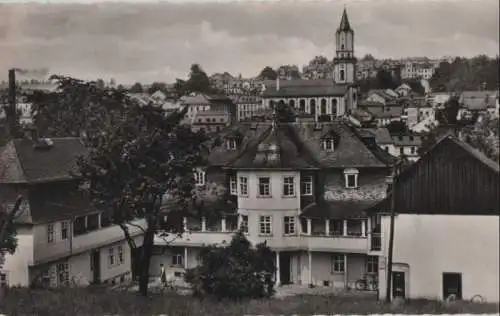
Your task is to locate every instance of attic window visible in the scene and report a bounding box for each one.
[344,168,359,189]
[322,138,335,152]
[227,139,237,150]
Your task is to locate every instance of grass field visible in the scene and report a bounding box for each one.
[1,287,499,315]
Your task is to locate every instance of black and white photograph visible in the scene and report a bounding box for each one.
[0,0,499,314]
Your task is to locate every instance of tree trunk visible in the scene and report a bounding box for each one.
[138,220,155,296]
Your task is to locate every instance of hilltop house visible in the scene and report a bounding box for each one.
[0,131,145,287]
[152,119,396,289]
[374,135,499,302]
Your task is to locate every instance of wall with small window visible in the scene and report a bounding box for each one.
[322,168,389,201]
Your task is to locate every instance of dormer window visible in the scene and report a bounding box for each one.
[194,168,206,186]
[344,168,359,189]
[226,139,237,150]
[323,138,335,152]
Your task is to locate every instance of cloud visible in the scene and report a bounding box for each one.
[0,0,498,84]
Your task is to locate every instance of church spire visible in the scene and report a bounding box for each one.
[337,7,352,33]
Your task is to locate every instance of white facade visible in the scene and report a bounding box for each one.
[2,218,145,287]
[378,214,499,302]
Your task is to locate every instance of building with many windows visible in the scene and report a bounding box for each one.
[152,119,396,289]
[0,132,144,287]
[261,9,359,122]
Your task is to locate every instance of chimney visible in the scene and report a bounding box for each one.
[8,69,16,134]
[276,76,280,92]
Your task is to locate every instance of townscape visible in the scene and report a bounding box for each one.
[0,3,499,315]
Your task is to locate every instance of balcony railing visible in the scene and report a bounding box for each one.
[370,233,382,251]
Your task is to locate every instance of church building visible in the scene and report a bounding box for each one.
[262,8,359,121]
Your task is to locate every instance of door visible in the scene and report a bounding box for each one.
[443,272,462,300]
[392,271,406,299]
[279,252,292,285]
[90,250,101,284]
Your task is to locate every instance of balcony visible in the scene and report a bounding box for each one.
[72,218,146,253]
[155,216,238,247]
[370,233,382,252]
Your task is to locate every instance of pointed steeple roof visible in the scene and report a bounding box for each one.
[337,7,353,33]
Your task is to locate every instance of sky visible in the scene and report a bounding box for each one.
[0,0,498,84]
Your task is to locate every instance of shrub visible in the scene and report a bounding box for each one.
[185,231,275,300]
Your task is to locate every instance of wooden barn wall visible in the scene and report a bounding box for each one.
[395,141,499,215]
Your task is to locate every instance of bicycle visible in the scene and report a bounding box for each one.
[355,274,378,291]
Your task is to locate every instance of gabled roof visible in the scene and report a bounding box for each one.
[0,138,87,184]
[361,128,393,144]
[262,79,347,98]
[209,121,392,169]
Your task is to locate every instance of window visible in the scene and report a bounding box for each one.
[258,177,271,197]
[73,216,86,236]
[411,147,416,154]
[172,252,183,266]
[108,247,115,266]
[282,176,295,197]
[330,220,343,236]
[259,216,272,235]
[47,223,55,243]
[284,216,296,235]
[87,213,99,231]
[332,254,345,273]
[229,176,238,195]
[323,138,335,151]
[227,139,237,150]
[399,147,404,155]
[300,176,313,195]
[240,215,248,233]
[56,262,69,286]
[101,212,112,227]
[194,169,206,186]
[0,272,8,288]
[118,246,124,264]
[340,70,345,81]
[344,168,359,189]
[366,256,378,274]
[61,221,68,240]
[239,176,249,196]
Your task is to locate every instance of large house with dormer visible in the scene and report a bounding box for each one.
[0,131,145,287]
[151,118,396,289]
[261,9,359,122]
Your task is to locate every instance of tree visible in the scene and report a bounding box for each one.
[361,54,376,61]
[28,75,128,138]
[461,115,499,163]
[386,120,408,135]
[258,66,277,80]
[187,64,211,93]
[376,69,399,90]
[184,231,275,300]
[77,100,208,296]
[129,82,144,93]
[148,82,168,95]
[405,79,425,95]
[274,101,296,123]
[0,197,22,269]
[435,95,459,126]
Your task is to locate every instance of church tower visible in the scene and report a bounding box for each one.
[333,7,358,110]
[334,7,355,84]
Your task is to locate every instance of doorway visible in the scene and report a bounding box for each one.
[443,272,462,300]
[392,271,406,299]
[279,252,292,285]
[90,250,101,284]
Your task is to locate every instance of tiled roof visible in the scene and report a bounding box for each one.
[209,121,391,169]
[0,138,87,184]
[180,94,210,105]
[366,106,403,119]
[226,125,320,170]
[262,79,347,98]
[361,128,393,144]
[391,135,422,146]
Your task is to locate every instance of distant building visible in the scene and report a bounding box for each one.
[231,95,263,121]
[400,62,435,80]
